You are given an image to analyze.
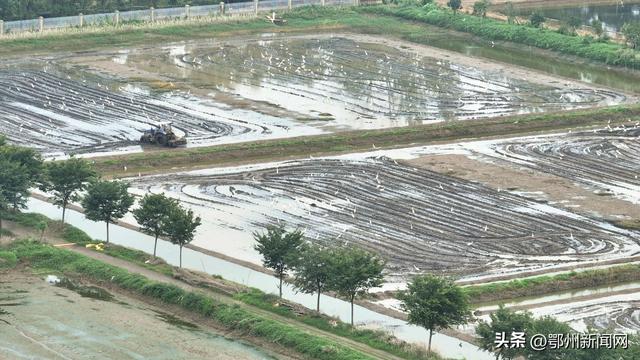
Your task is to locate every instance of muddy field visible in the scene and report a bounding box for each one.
[1,33,627,156]
[0,68,317,156]
[448,126,640,204]
[129,156,640,281]
[0,271,277,359]
[531,292,640,333]
[102,35,626,126]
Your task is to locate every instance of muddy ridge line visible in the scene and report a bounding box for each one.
[94,105,640,177]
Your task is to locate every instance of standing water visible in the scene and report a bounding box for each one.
[26,197,493,360]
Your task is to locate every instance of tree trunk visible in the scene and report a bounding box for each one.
[428,329,433,353]
[0,217,3,239]
[278,274,283,298]
[106,222,110,243]
[62,202,67,223]
[316,290,321,312]
[153,234,159,257]
[350,295,355,326]
[179,245,183,268]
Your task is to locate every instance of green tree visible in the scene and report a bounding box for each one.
[447,0,462,14]
[399,274,470,353]
[329,246,385,326]
[292,243,335,312]
[253,225,305,298]
[42,158,96,223]
[476,306,533,360]
[0,193,7,240]
[472,0,490,18]
[164,204,201,268]
[133,193,178,257]
[622,22,640,49]
[82,180,134,243]
[0,140,43,210]
[529,12,546,28]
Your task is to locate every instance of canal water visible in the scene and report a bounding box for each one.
[25,197,493,360]
[514,2,640,34]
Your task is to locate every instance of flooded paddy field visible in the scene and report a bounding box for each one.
[443,126,640,205]
[0,68,318,157]
[83,34,626,126]
[128,155,640,282]
[0,32,617,156]
[0,271,278,359]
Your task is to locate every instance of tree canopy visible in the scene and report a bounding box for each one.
[292,243,335,312]
[133,192,178,257]
[254,225,305,298]
[399,274,470,352]
[82,180,134,243]
[164,203,201,268]
[329,246,385,326]
[41,157,96,223]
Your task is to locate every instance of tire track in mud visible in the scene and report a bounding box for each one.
[173,37,626,122]
[0,70,257,154]
[539,298,640,333]
[473,126,640,203]
[130,157,640,281]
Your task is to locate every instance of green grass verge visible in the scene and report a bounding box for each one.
[5,239,374,360]
[360,4,640,69]
[1,211,174,276]
[464,264,640,303]
[236,288,437,360]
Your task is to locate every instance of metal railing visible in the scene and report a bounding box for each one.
[0,0,365,36]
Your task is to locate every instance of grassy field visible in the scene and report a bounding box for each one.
[92,104,640,177]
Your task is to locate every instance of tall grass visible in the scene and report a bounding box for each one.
[361,4,640,69]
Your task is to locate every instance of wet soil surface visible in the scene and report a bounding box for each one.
[0,271,277,360]
[129,156,640,282]
[448,126,640,205]
[0,33,628,156]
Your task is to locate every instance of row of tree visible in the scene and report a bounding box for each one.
[0,0,242,21]
[0,136,201,266]
[252,225,470,353]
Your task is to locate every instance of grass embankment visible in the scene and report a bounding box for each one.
[2,211,439,360]
[2,211,174,276]
[2,240,375,360]
[463,265,640,303]
[94,105,640,177]
[361,4,640,69]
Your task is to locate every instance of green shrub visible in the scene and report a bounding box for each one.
[360,5,640,69]
[0,251,17,269]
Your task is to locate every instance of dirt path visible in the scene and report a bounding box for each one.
[3,222,407,360]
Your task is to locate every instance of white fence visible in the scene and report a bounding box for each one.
[0,0,363,35]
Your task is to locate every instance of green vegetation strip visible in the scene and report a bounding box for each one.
[4,239,374,360]
[464,265,640,303]
[1,211,174,276]
[361,4,640,69]
[3,211,438,360]
[94,105,640,177]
